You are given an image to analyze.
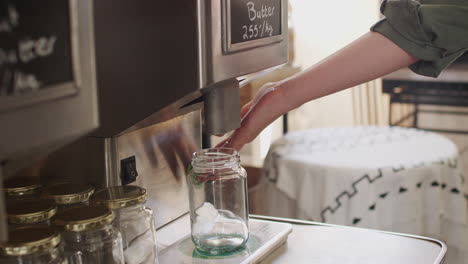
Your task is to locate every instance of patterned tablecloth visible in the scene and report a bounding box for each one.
[258,126,467,264]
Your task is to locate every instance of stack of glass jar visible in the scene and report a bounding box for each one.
[3,177,41,201]
[3,177,58,229]
[0,227,66,264]
[52,206,124,263]
[1,178,159,264]
[42,183,95,211]
[7,199,57,228]
[90,185,158,264]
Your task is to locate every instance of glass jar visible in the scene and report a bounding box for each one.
[42,183,95,211]
[3,177,41,201]
[7,199,57,229]
[0,227,66,264]
[187,148,249,254]
[90,185,158,264]
[51,206,124,264]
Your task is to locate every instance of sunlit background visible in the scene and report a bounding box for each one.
[231,0,468,173]
[220,2,468,263]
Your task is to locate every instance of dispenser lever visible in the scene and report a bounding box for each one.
[203,79,241,136]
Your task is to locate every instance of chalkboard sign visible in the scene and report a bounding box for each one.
[0,0,76,110]
[230,0,282,44]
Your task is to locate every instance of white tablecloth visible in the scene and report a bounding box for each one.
[258,126,468,264]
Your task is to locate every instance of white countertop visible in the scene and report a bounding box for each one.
[258,218,445,264]
[156,215,445,264]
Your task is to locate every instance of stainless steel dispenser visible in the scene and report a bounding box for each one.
[0,0,98,170]
[0,0,288,238]
[88,0,288,137]
[0,0,98,240]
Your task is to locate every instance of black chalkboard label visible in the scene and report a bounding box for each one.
[0,0,74,99]
[230,0,282,44]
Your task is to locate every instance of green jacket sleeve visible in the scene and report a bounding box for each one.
[371,0,468,77]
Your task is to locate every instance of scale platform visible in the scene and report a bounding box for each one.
[156,214,292,263]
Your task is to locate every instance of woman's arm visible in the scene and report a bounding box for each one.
[226,31,418,150]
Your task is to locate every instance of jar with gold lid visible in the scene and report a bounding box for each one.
[0,227,66,264]
[90,185,158,264]
[52,206,124,264]
[7,199,57,228]
[3,177,41,201]
[42,183,95,211]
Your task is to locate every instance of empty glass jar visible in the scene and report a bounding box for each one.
[7,199,57,228]
[187,148,249,254]
[90,185,158,264]
[0,227,66,264]
[42,183,95,211]
[52,206,124,264]
[3,177,41,201]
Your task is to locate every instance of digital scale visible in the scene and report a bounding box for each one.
[157,214,292,264]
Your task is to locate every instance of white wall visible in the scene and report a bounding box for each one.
[240,1,382,167]
[288,0,381,131]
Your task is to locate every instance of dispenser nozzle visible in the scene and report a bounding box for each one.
[202,79,241,136]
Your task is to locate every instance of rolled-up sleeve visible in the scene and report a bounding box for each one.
[371,0,468,77]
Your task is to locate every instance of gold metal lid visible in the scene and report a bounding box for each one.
[90,185,147,209]
[3,177,41,197]
[42,183,95,205]
[0,227,61,256]
[7,200,57,224]
[52,206,114,232]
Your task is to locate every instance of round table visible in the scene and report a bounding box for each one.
[256,126,468,264]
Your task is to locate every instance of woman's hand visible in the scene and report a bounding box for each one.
[217,81,289,150]
[217,32,418,151]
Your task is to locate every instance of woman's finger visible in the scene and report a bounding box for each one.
[240,101,253,119]
[214,138,230,148]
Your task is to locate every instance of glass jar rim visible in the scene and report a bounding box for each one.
[90,185,147,209]
[42,183,95,205]
[51,206,114,232]
[191,148,240,169]
[3,177,41,197]
[0,227,61,257]
[7,200,57,224]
